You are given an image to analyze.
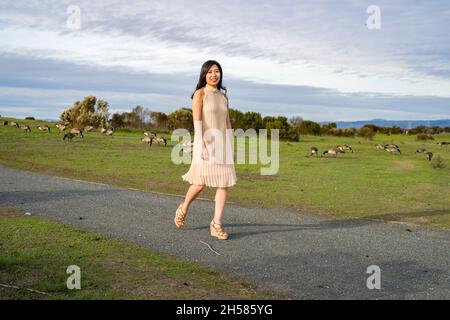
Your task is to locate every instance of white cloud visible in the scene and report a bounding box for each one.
[1,1,450,120]
[1,24,449,98]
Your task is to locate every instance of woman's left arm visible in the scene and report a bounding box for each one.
[225,96,232,130]
[225,95,236,162]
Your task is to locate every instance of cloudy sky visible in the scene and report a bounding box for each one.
[0,0,449,121]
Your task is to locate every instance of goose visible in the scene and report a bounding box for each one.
[55,123,67,132]
[310,147,319,157]
[105,129,114,137]
[384,145,401,154]
[416,148,426,153]
[322,148,341,157]
[56,124,67,132]
[3,120,8,126]
[10,121,19,128]
[376,144,385,150]
[151,135,167,146]
[69,128,84,138]
[141,135,151,144]
[100,128,107,134]
[425,152,433,161]
[37,125,51,133]
[437,141,450,146]
[20,125,31,132]
[84,125,94,132]
[385,144,400,149]
[181,140,193,154]
[144,131,156,137]
[337,144,353,153]
[63,132,77,141]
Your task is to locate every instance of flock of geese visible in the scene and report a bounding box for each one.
[3,120,450,159]
[4,120,170,147]
[141,131,167,146]
[3,120,114,141]
[310,142,449,162]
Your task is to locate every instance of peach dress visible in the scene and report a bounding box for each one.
[181,86,237,187]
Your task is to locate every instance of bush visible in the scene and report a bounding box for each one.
[357,126,375,140]
[25,117,35,120]
[416,134,434,141]
[343,128,356,137]
[283,126,300,141]
[431,155,447,169]
[168,108,193,132]
[297,120,321,136]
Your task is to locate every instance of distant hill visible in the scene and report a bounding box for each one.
[41,118,59,122]
[320,119,450,129]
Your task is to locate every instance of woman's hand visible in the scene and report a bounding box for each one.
[201,141,209,160]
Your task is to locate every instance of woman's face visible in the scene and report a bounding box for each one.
[205,64,221,87]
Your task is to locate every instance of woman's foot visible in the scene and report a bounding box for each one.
[210,220,229,240]
[174,203,187,228]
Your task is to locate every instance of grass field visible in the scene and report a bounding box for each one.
[0,208,276,299]
[1,117,450,228]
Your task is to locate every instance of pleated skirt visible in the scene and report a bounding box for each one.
[182,163,237,187]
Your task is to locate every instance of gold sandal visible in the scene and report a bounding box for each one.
[174,204,187,228]
[210,220,229,240]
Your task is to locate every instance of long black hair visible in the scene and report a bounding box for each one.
[191,60,227,99]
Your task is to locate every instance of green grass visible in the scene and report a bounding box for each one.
[0,208,275,300]
[1,117,450,229]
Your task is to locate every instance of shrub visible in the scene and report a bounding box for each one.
[431,155,447,169]
[357,126,375,140]
[416,134,434,141]
[283,126,300,141]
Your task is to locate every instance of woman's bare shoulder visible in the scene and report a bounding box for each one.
[219,91,229,104]
[193,87,205,99]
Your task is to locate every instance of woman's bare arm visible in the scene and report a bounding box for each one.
[192,89,208,158]
[192,89,204,122]
[225,96,232,130]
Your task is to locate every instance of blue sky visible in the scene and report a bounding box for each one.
[0,0,449,121]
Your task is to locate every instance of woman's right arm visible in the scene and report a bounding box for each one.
[192,89,208,159]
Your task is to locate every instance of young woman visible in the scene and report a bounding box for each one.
[174,60,237,240]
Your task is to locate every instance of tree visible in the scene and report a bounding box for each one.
[228,108,244,129]
[151,112,169,130]
[321,122,338,135]
[288,116,303,126]
[168,108,193,132]
[263,115,290,139]
[60,96,110,128]
[111,113,125,128]
[242,111,263,131]
[298,120,321,135]
[96,99,110,128]
[358,126,375,140]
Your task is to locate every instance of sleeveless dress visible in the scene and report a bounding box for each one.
[181,85,237,187]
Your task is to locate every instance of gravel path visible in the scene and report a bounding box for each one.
[1,164,449,299]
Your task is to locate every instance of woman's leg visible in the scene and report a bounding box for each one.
[213,187,228,224]
[181,184,206,214]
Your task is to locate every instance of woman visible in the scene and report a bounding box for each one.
[175,60,237,240]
